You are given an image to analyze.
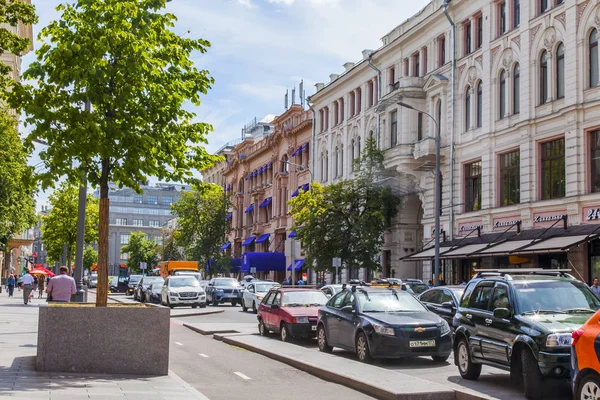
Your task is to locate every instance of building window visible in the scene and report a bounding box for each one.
[367,81,374,108]
[541,138,565,200]
[465,86,471,131]
[591,29,599,88]
[476,81,483,128]
[281,154,289,173]
[349,92,355,116]
[439,36,446,67]
[513,63,520,114]
[556,43,565,99]
[477,15,483,49]
[499,150,520,206]
[120,234,130,245]
[499,2,506,36]
[334,146,340,178]
[147,195,158,205]
[162,196,173,206]
[390,110,398,147]
[422,47,428,76]
[412,53,420,77]
[120,253,129,261]
[436,100,442,137]
[356,88,362,114]
[540,50,548,105]
[134,194,142,204]
[540,0,548,14]
[116,218,127,225]
[591,131,600,193]
[133,219,144,226]
[339,145,344,176]
[339,98,345,121]
[417,113,423,141]
[464,21,472,55]
[149,220,161,227]
[464,161,482,212]
[499,70,506,119]
[333,102,339,126]
[513,0,520,28]
[351,139,356,172]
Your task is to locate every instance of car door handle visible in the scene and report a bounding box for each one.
[485,318,493,325]
[466,314,472,319]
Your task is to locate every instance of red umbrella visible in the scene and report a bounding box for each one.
[31,266,55,277]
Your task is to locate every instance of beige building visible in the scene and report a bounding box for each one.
[310,0,600,284]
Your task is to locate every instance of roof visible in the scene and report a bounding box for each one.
[273,288,323,292]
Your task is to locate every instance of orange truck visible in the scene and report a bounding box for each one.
[159,261,199,279]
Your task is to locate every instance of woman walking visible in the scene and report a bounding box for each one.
[38,276,45,298]
[7,274,15,297]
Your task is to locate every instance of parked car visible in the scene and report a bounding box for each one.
[205,277,242,306]
[160,276,206,308]
[127,275,143,296]
[198,280,209,291]
[257,288,329,342]
[400,281,429,296]
[174,271,203,282]
[134,276,164,302]
[146,281,163,304]
[418,286,465,329]
[316,285,452,363]
[88,275,98,288]
[241,281,280,313]
[453,269,600,400]
[572,309,600,400]
[320,284,344,298]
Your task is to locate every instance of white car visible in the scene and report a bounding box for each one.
[241,281,280,313]
[161,276,206,309]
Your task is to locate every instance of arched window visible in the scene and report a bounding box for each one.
[281,154,289,173]
[513,63,520,114]
[499,70,506,119]
[540,50,548,104]
[556,43,565,99]
[334,146,339,178]
[350,139,355,172]
[339,145,344,176]
[465,86,471,131]
[357,136,361,157]
[321,152,327,182]
[436,99,442,136]
[476,81,483,127]
[591,29,599,88]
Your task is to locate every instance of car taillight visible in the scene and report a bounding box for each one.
[572,328,585,346]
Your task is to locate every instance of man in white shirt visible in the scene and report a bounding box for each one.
[21,271,34,305]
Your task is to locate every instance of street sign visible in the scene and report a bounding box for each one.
[332,258,341,267]
[250,267,256,274]
[140,262,147,270]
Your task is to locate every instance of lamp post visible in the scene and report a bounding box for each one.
[397,101,441,286]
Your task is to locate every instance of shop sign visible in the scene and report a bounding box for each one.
[584,206,600,222]
[457,222,483,235]
[492,216,521,231]
[532,211,566,227]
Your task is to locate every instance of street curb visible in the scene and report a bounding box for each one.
[183,323,237,335]
[171,309,224,318]
[168,369,211,399]
[216,334,458,400]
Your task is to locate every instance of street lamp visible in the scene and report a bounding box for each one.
[397,101,442,286]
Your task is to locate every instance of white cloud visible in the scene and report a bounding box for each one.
[237,0,256,8]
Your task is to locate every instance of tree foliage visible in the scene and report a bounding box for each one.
[83,246,97,271]
[121,231,158,274]
[161,227,184,261]
[41,182,99,272]
[171,184,231,276]
[289,139,401,273]
[12,0,219,306]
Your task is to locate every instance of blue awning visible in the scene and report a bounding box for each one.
[288,231,296,238]
[220,242,231,251]
[291,184,310,197]
[291,146,302,157]
[291,187,300,197]
[231,258,242,273]
[301,183,309,192]
[245,204,254,213]
[241,252,286,273]
[256,233,270,244]
[226,213,232,221]
[287,259,305,271]
[259,197,272,208]
[302,143,309,151]
[242,236,256,246]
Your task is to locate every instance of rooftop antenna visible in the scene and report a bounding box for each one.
[299,80,304,109]
[284,89,289,110]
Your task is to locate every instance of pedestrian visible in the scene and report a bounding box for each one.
[17,275,22,291]
[46,266,76,303]
[21,271,34,305]
[7,274,15,297]
[33,276,38,293]
[427,280,434,288]
[38,276,45,299]
[297,276,305,286]
[590,277,600,299]
[283,276,291,285]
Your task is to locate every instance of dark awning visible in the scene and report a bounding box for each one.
[440,244,492,259]
[241,252,286,273]
[242,236,256,246]
[287,259,305,271]
[288,231,297,238]
[259,197,272,209]
[256,234,270,244]
[403,246,454,261]
[510,234,599,255]
[245,204,254,214]
[226,213,232,221]
[220,242,231,251]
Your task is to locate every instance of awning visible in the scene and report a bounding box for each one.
[288,231,297,238]
[226,213,232,221]
[256,234,270,244]
[241,252,286,273]
[287,259,305,271]
[291,146,302,157]
[220,242,231,251]
[242,236,256,246]
[231,258,242,274]
[474,240,534,256]
[440,244,492,259]
[291,184,310,197]
[403,246,453,261]
[511,234,599,255]
[245,204,254,213]
[259,197,272,208]
[119,264,127,269]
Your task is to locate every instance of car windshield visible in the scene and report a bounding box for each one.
[282,291,328,306]
[214,279,239,287]
[151,282,164,290]
[406,283,428,294]
[90,276,97,282]
[169,277,199,287]
[256,283,280,292]
[449,288,465,299]
[515,280,600,314]
[358,291,427,312]
[143,277,163,285]
[129,275,142,284]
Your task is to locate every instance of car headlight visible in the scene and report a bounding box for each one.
[169,291,178,296]
[373,323,395,336]
[295,316,309,324]
[546,333,572,347]
[438,321,451,336]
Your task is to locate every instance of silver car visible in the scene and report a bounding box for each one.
[161,276,206,309]
[241,281,280,313]
[320,284,344,298]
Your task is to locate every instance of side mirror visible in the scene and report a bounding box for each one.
[493,308,511,319]
[340,305,355,313]
[441,301,455,310]
[271,304,280,310]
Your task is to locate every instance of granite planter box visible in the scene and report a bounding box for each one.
[36,304,170,375]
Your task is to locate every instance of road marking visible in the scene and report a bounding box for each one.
[199,353,209,358]
[233,372,251,380]
[175,342,183,346]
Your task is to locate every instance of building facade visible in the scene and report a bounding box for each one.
[310,0,600,283]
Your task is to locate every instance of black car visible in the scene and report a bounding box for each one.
[453,269,600,400]
[317,285,452,363]
[205,277,242,306]
[127,274,143,296]
[146,281,163,304]
[134,276,164,302]
[418,286,465,329]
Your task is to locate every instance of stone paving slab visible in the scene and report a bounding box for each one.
[182,322,257,336]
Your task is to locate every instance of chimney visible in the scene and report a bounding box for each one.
[329,73,339,82]
[315,82,325,91]
[343,62,355,72]
[362,49,374,60]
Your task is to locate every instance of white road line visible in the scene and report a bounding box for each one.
[175,342,183,346]
[233,372,251,380]
[199,353,209,358]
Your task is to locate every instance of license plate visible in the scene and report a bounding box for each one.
[311,325,317,331]
[409,340,435,348]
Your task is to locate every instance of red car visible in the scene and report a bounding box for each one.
[257,288,329,342]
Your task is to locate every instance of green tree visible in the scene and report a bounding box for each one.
[289,139,401,277]
[161,227,184,261]
[171,184,231,277]
[83,246,98,271]
[41,182,99,273]
[13,0,219,306]
[121,231,158,274]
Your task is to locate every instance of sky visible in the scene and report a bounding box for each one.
[26,0,431,207]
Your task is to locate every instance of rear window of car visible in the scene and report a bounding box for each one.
[282,291,328,306]
[214,278,240,287]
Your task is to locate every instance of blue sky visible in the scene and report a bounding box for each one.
[27,0,431,206]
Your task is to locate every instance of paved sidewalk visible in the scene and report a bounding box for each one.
[0,290,209,399]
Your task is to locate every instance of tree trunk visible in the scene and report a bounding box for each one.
[67,249,72,276]
[96,180,110,307]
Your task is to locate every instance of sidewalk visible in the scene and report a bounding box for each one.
[0,290,209,400]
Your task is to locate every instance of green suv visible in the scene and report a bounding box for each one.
[453,269,600,400]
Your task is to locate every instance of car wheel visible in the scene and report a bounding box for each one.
[280,323,290,342]
[241,299,248,312]
[192,305,198,309]
[231,300,237,307]
[317,324,333,353]
[133,292,138,301]
[432,355,450,363]
[521,348,543,400]
[577,373,600,400]
[167,299,174,309]
[355,332,372,364]
[200,302,206,308]
[456,338,481,380]
[252,301,257,314]
[258,319,268,336]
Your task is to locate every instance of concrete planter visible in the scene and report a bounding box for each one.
[36,304,170,375]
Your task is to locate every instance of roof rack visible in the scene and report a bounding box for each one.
[473,268,574,280]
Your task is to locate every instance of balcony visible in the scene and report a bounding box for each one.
[413,137,436,160]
